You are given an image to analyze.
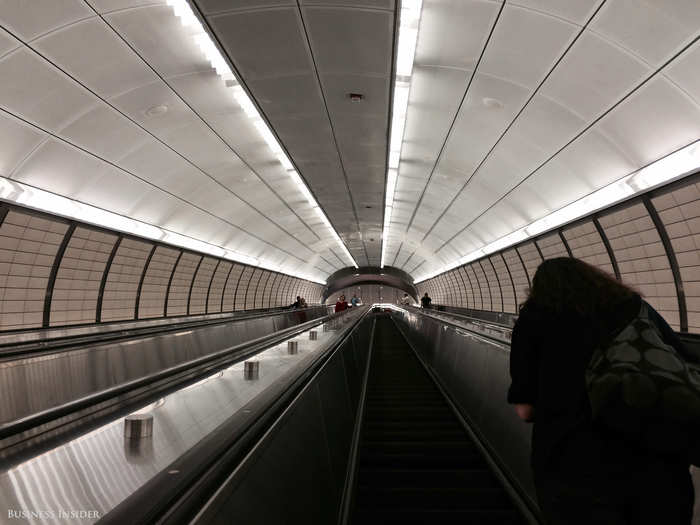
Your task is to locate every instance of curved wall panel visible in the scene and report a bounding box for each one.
[101,238,152,322]
[50,226,117,326]
[137,246,180,319]
[418,171,700,334]
[207,260,232,314]
[0,203,324,332]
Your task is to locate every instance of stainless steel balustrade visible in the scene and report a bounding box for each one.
[389,306,537,515]
[0,307,329,445]
[0,307,370,525]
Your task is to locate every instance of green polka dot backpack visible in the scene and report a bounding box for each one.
[586,302,700,463]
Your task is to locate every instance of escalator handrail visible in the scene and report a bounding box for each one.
[0,309,335,440]
[99,307,372,525]
[0,306,328,360]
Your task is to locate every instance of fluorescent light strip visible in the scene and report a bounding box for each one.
[0,176,325,284]
[414,140,700,283]
[167,0,357,269]
[381,0,423,268]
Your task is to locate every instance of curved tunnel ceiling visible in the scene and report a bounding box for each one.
[322,266,417,302]
[0,1,698,286]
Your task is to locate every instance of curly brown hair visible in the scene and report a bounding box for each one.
[525,257,638,316]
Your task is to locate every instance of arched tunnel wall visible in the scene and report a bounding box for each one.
[325,284,411,306]
[416,170,700,334]
[0,202,323,331]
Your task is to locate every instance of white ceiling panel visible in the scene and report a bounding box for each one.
[0,47,98,132]
[0,112,47,177]
[539,30,650,121]
[665,42,700,106]
[509,0,600,26]
[0,26,19,57]
[597,76,700,167]
[0,0,92,41]
[477,4,577,91]
[196,0,295,15]
[60,104,152,162]
[89,0,167,13]
[32,17,159,100]
[590,0,700,67]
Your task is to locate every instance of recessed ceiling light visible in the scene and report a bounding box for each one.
[348,93,364,103]
[145,104,169,117]
[482,97,503,109]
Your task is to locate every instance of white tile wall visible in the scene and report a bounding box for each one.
[481,259,503,312]
[98,237,152,322]
[222,264,243,312]
[207,261,233,314]
[458,267,475,309]
[472,262,492,311]
[235,266,254,310]
[599,201,680,330]
[189,257,218,315]
[166,252,202,317]
[271,273,286,307]
[244,268,261,309]
[253,270,270,309]
[261,272,277,308]
[0,210,69,330]
[653,183,700,332]
[491,254,516,313]
[50,226,118,326]
[516,242,543,285]
[562,221,615,277]
[465,264,483,310]
[138,246,180,319]
[536,232,569,260]
[502,248,529,308]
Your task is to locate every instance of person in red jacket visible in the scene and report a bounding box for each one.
[334,295,348,313]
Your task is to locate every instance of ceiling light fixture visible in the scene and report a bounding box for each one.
[414,140,700,283]
[0,176,325,284]
[381,0,423,268]
[166,0,358,269]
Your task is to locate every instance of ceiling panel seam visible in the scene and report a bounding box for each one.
[82,1,341,263]
[0,24,332,267]
[400,0,506,238]
[390,240,403,267]
[0,105,330,274]
[435,33,700,255]
[295,0,371,266]
[189,0,358,270]
[420,0,607,243]
[380,0,401,270]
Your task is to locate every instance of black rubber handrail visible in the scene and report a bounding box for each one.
[0,310,336,441]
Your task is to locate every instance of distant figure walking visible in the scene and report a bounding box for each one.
[351,294,360,307]
[401,293,412,306]
[420,293,431,309]
[508,257,695,525]
[334,294,349,313]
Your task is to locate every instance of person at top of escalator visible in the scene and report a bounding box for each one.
[508,257,694,525]
[401,293,412,306]
[289,296,302,309]
[351,294,360,307]
[334,295,348,313]
[420,292,432,309]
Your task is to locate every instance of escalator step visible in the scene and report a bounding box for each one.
[349,317,527,524]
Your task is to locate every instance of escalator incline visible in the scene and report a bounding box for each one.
[351,316,527,524]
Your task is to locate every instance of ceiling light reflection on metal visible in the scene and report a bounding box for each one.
[381,0,423,268]
[166,0,357,270]
[414,140,700,283]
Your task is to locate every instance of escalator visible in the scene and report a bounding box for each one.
[350,315,527,524]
